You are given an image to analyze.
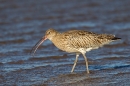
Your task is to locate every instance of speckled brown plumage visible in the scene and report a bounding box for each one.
[31,28,121,73]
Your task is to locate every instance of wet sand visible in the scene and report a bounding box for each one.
[0,0,130,86]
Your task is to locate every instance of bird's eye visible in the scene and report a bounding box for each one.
[48,31,51,34]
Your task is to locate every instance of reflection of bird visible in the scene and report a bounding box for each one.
[31,28,121,73]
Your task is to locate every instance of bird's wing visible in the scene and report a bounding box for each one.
[62,30,100,48]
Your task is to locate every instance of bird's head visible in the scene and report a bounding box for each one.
[31,28,57,56]
[45,28,57,40]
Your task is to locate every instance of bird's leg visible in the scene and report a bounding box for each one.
[82,53,90,74]
[71,53,80,73]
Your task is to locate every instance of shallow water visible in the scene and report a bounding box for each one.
[0,0,130,86]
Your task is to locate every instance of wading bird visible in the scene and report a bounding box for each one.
[31,28,121,73]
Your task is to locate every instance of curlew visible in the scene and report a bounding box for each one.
[31,28,121,73]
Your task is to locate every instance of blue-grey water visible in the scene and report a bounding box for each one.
[0,0,130,86]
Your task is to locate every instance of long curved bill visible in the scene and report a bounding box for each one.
[31,36,47,57]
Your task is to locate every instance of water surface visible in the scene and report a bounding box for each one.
[0,0,130,86]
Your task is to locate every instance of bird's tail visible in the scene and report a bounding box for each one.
[98,34,121,41]
[112,37,121,40]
